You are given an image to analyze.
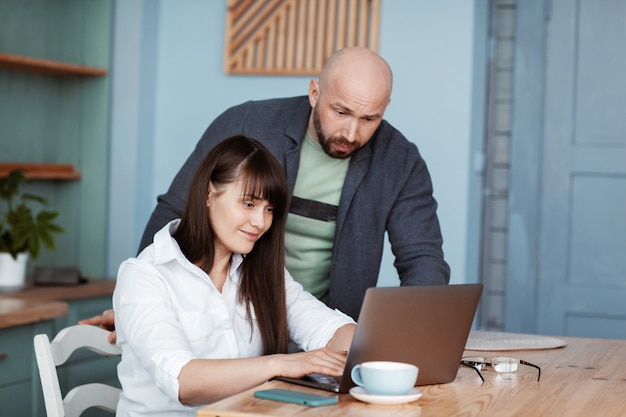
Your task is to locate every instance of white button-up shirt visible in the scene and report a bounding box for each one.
[113,220,355,417]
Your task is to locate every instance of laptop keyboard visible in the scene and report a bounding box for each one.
[306,373,341,387]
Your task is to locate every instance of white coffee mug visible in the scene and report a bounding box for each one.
[351,361,418,395]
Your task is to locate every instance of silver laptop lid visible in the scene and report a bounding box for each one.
[338,283,483,392]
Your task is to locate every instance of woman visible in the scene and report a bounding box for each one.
[113,136,355,416]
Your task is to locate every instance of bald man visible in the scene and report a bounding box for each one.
[85,48,449,337]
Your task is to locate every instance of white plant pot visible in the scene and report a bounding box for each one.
[0,252,29,291]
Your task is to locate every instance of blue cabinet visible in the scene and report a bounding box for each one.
[0,322,53,417]
[1,295,119,417]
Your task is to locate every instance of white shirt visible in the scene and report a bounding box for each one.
[113,220,355,417]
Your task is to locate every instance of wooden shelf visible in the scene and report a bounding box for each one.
[0,52,107,77]
[0,163,81,180]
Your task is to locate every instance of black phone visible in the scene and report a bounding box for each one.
[253,388,339,407]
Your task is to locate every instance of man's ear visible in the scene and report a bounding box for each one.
[308,79,320,108]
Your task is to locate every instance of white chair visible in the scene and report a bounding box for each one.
[34,324,121,417]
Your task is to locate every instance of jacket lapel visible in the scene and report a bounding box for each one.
[335,143,372,238]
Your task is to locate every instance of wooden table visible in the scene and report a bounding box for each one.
[197,336,626,417]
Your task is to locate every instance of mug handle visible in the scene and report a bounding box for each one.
[351,364,365,387]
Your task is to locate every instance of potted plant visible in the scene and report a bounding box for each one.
[0,169,64,289]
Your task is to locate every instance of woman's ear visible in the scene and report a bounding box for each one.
[207,182,215,207]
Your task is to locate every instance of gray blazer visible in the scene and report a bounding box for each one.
[140,96,450,319]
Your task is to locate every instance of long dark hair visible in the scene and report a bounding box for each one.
[173,135,289,354]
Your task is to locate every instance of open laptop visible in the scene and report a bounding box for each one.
[275,283,483,393]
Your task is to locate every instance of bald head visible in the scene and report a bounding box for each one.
[319,47,393,101]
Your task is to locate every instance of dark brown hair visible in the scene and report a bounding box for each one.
[173,135,289,354]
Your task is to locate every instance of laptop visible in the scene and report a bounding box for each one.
[275,283,483,393]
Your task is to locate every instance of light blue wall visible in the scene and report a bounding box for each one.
[107,0,486,288]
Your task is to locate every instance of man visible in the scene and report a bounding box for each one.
[83,47,449,338]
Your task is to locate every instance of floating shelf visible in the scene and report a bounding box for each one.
[0,52,107,77]
[0,163,81,180]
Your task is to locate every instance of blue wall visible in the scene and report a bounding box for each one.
[107,0,487,287]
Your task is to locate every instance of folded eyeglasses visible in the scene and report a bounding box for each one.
[460,356,541,382]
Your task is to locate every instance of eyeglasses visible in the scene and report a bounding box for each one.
[460,356,541,382]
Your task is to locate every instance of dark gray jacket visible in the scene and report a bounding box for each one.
[140,96,450,319]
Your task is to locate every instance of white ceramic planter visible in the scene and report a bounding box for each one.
[0,252,29,290]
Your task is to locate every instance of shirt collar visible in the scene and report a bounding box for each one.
[152,219,245,284]
[152,219,184,265]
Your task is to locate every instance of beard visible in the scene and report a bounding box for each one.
[312,105,362,159]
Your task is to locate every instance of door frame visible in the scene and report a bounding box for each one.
[504,0,546,333]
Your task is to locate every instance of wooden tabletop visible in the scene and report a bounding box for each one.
[0,278,115,329]
[0,297,68,329]
[197,336,626,417]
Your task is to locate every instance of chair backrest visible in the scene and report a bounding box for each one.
[34,324,122,417]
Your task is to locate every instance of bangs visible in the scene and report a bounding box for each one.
[239,154,287,215]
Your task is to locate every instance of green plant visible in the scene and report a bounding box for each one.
[0,169,64,259]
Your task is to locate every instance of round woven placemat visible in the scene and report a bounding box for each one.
[465,330,567,351]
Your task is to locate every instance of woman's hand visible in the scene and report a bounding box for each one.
[273,347,348,378]
[78,308,117,343]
